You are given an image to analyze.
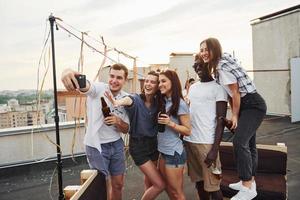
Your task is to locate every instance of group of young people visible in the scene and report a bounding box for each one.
[61,37,266,200]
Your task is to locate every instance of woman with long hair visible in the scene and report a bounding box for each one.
[105,71,165,200]
[157,69,191,200]
[196,38,267,200]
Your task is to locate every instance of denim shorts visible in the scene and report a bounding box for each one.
[129,136,159,166]
[85,138,125,177]
[161,149,187,168]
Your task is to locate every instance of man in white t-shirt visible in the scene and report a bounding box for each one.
[184,62,228,200]
[61,64,129,200]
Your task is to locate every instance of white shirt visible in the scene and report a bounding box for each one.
[218,70,246,97]
[83,82,129,153]
[217,53,257,97]
[184,81,227,144]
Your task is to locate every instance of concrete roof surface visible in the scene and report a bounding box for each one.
[0,115,299,200]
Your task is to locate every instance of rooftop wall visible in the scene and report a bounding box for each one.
[0,122,86,167]
[252,9,300,115]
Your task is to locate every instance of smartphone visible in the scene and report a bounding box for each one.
[72,74,86,88]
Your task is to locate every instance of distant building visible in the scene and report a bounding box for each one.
[40,99,53,115]
[46,107,67,124]
[20,101,37,112]
[169,52,198,89]
[0,110,46,129]
[27,111,46,126]
[7,99,20,111]
[0,104,10,113]
[0,112,11,128]
[57,91,86,122]
[0,111,27,128]
[148,64,169,72]
[0,98,49,128]
[251,4,300,122]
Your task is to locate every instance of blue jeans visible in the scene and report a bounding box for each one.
[233,92,267,181]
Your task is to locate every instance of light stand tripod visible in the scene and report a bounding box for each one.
[49,14,64,200]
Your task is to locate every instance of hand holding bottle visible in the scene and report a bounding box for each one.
[158,113,170,124]
[100,96,113,126]
[222,117,235,134]
[104,113,120,126]
[158,113,172,132]
[101,97,111,117]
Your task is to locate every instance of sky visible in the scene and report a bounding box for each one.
[0,0,299,91]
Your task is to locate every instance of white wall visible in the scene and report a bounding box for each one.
[169,55,198,89]
[0,122,86,166]
[252,10,300,115]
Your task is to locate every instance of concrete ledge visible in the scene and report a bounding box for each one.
[0,154,87,178]
[0,121,85,137]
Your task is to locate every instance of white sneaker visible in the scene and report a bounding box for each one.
[230,185,257,200]
[229,180,256,191]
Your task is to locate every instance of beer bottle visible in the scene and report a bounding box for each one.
[209,162,222,180]
[158,101,166,132]
[223,117,235,133]
[101,97,111,119]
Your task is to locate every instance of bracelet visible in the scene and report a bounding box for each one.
[168,121,176,129]
[172,122,176,129]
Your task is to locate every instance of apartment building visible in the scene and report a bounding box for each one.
[0,99,47,128]
[57,90,86,122]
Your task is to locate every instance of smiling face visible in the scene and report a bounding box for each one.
[200,42,211,63]
[143,74,159,96]
[108,69,126,93]
[158,74,172,97]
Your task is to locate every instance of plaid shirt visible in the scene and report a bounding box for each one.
[216,53,256,94]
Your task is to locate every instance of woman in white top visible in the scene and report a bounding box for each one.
[196,38,267,200]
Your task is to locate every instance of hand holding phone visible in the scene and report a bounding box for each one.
[72,74,86,88]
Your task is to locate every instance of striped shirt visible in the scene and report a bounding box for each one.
[216,53,256,95]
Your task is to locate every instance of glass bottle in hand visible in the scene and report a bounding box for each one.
[223,117,234,133]
[158,101,166,132]
[101,97,111,126]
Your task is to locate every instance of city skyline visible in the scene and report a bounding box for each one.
[1,0,299,90]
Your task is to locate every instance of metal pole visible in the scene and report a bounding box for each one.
[133,58,137,93]
[49,14,64,200]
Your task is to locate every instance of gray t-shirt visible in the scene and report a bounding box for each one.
[158,98,189,155]
[125,94,158,138]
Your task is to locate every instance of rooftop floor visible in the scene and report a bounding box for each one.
[0,116,299,200]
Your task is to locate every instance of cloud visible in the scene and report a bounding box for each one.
[1,0,300,90]
[107,1,195,36]
[107,0,254,37]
